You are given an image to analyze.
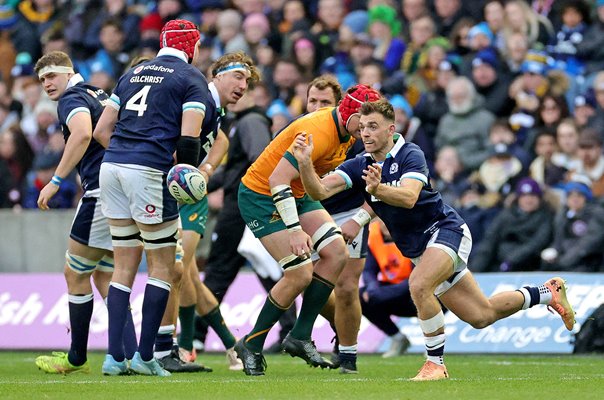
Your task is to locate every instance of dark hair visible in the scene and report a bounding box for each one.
[307,74,342,103]
[537,93,569,125]
[360,99,395,122]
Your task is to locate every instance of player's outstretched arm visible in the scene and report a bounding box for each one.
[364,166,423,208]
[292,133,347,201]
[92,106,118,148]
[38,112,93,210]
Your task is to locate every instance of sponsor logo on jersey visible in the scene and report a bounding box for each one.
[269,211,282,223]
[188,212,198,222]
[389,163,398,174]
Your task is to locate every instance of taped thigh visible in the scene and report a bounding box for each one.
[65,251,98,274]
[96,255,114,273]
[140,221,179,249]
[311,222,343,253]
[278,254,312,271]
[110,224,142,248]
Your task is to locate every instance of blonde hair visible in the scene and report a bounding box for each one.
[210,51,260,88]
[34,51,73,76]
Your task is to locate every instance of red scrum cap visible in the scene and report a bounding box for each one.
[338,84,381,130]
[160,19,200,62]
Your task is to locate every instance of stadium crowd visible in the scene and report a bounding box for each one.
[2,0,604,276]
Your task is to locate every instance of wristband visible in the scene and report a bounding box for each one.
[351,208,371,227]
[271,184,301,232]
[51,175,63,186]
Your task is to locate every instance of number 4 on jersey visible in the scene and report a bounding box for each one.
[125,85,151,116]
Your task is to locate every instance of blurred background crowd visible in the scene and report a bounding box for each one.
[2,0,604,273]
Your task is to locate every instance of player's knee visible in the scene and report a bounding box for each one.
[140,221,179,250]
[64,251,97,276]
[282,263,313,289]
[466,311,496,329]
[335,279,359,301]
[171,258,184,286]
[313,222,348,266]
[408,278,433,303]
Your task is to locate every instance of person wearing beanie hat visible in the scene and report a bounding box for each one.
[293,97,574,381]
[472,175,552,274]
[343,9,368,35]
[541,175,604,272]
[233,84,381,376]
[467,22,494,51]
[368,4,406,74]
[471,48,513,116]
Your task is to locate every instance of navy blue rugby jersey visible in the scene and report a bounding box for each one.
[321,139,365,215]
[197,81,221,165]
[336,135,465,258]
[103,48,207,172]
[57,75,108,192]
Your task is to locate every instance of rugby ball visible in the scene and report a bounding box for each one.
[167,164,207,204]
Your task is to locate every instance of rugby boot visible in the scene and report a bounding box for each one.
[226,346,244,371]
[382,334,411,358]
[410,360,449,381]
[102,354,130,376]
[330,335,340,368]
[339,358,358,374]
[36,352,90,375]
[178,346,197,362]
[130,352,171,376]
[544,277,576,330]
[159,346,212,373]
[234,338,266,376]
[282,333,334,369]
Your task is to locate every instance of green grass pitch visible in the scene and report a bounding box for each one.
[1,352,603,400]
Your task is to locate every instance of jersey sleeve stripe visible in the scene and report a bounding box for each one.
[66,107,91,124]
[401,171,428,185]
[108,94,120,110]
[334,170,353,189]
[182,102,206,114]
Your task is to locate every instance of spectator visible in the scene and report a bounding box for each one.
[15,0,65,60]
[367,4,405,74]
[524,93,569,154]
[414,59,458,140]
[270,58,302,106]
[477,142,524,200]
[470,48,513,117]
[573,130,604,198]
[432,145,466,207]
[434,0,464,38]
[547,0,590,78]
[83,0,141,53]
[78,19,130,82]
[552,118,581,171]
[401,14,436,76]
[406,37,450,95]
[502,31,529,75]
[400,0,428,41]
[483,0,506,51]
[0,125,34,206]
[292,37,319,79]
[529,130,568,192]
[448,17,475,57]
[503,0,554,48]
[435,76,495,173]
[266,99,292,136]
[472,177,553,272]
[213,9,247,58]
[541,179,604,272]
[310,0,345,63]
[573,90,597,128]
[488,118,531,170]
[586,71,604,136]
[575,0,604,77]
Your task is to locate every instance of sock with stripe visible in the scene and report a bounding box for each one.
[245,293,287,353]
[154,325,175,359]
[201,306,236,349]
[518,285,553,310]
[425,334,445,366]
[67,293,94,366]
[178,304,196,351]
[138,278,171,361]
[289,273,334,340]
[107,283,131,362]
[338,344,357,365]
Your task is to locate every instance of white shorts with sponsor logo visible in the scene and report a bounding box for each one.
[99,162,178,224]
[311,207,369,262]
[412,223,473,297]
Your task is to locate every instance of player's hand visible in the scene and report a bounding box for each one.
[340,219,361,245]
[37,182,60,210]
[292,132,313,165]
[362,163,382,195]
[288,229,313,260]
